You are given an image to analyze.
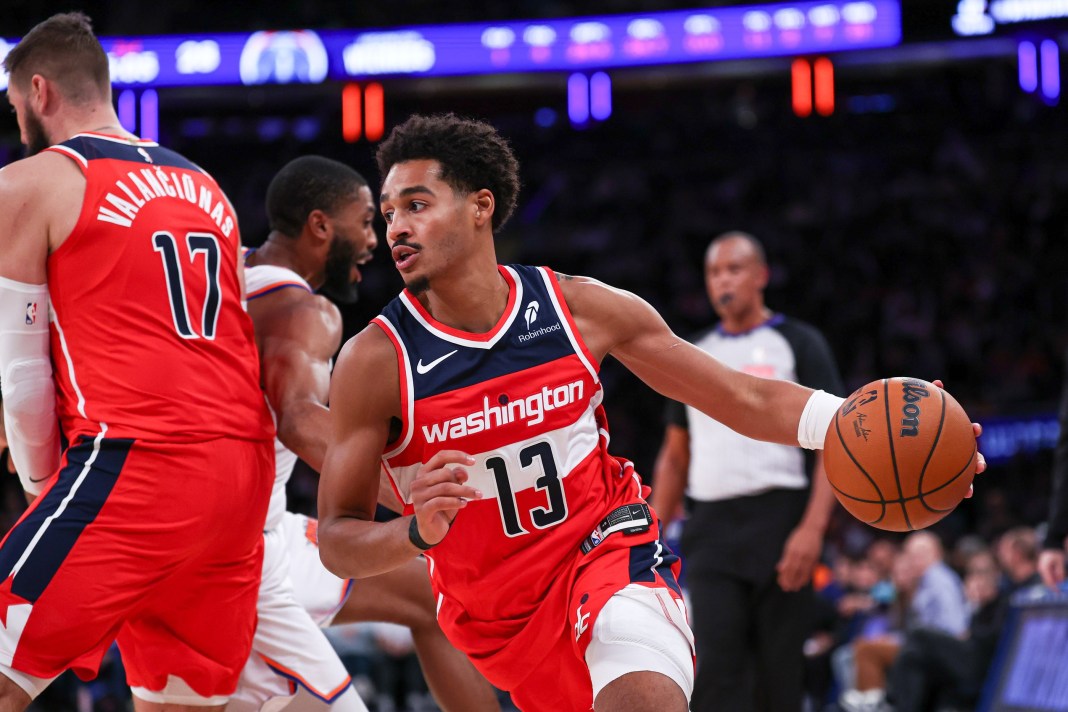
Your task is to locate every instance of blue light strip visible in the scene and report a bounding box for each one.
[117,89,137,133]
[140,89,159,140]
[568,73,589,124]
[590,72,612,120]
[1019,41,1038,93]
[0,1,901,89]
[1041,39,1060,102]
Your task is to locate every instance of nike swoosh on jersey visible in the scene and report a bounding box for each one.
[416,350,459,374]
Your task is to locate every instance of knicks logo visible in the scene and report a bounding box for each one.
[25,302,37,325]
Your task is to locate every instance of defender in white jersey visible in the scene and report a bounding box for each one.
[235,156,498,712]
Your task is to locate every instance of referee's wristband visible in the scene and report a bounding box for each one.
[408,516,436,551]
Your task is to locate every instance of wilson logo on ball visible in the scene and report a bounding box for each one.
[899,379,930,437]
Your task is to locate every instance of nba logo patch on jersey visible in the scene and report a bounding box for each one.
[25,302,37,325]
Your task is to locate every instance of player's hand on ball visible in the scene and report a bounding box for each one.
[932,379,986,497]
[410,450,482,546]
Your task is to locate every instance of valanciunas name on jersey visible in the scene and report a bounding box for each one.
[96,167,235,237]
[421,379,585,443]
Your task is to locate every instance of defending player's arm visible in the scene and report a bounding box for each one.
[250,288,405,513]
[559,274,841,449]
[249,288,341,471]
[318,325,481,579]
[0,162,62,497]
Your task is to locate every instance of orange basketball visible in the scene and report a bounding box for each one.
[824,377,977,532]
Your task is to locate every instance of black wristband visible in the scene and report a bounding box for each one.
[408,516,436,551]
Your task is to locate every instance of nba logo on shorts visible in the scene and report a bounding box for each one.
[25,302,37,325]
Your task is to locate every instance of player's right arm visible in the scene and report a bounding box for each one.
[318,325,480,579]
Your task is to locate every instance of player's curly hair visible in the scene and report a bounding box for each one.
[375,113,521,233]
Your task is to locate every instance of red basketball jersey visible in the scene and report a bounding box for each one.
[374,265,660,690]
[44,133,273,444]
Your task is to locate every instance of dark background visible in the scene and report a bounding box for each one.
[3,0,1065,545]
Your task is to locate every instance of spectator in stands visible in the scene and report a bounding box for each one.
[885,548,1007,712]
[995,526,1042,593]
[841,531,968,712]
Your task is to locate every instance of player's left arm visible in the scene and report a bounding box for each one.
[559,274,820,447]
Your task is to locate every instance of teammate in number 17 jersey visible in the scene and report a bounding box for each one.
[0,13,273,710]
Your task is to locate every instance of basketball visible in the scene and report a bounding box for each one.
[823,377,977,532]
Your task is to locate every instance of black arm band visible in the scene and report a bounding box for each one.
[408,516,436,551]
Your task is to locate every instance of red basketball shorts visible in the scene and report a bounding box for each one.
[0,433,273,698]
[506,530,690,711]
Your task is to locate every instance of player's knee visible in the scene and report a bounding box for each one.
[585,585,694,703]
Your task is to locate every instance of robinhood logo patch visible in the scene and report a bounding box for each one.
[518,299,561,343]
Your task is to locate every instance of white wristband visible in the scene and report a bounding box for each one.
[797,389,845,450]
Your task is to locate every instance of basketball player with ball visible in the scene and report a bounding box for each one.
[316,114,987,712]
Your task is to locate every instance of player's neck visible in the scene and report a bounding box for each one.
[417,261,510,334]
[57,106,131,143]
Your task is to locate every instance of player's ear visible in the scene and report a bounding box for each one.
[306,209,330,243]
[473,190,494,227]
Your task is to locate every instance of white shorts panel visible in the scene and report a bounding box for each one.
[585,584,695,701]
[280,511,353,626]
[0,663,54,700]
[229,522,352,709]
[132,675,228,706]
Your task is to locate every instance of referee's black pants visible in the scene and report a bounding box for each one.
[682,490,812,712]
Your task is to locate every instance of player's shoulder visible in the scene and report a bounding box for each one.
[336,322,395,370]
[332,324,400,407]
[553,270,643,313]
[250,283,341,339]
[0,151,78,198]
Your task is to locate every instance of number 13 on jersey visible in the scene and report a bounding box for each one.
[486,441,569,537]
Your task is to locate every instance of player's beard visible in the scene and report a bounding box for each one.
[22,106,50,157]
[405,275,429,296]
[319,234,360,305]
